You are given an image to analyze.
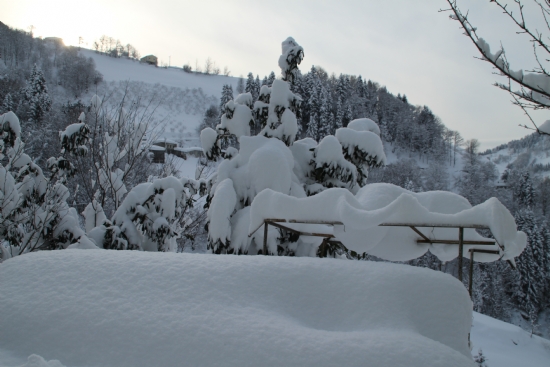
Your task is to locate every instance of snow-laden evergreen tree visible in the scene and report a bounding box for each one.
[0,111,92,260]
[254,75,261,100]
[219,84,234,119]
[22,64,52,123]
[514,209,545,324]
[318,90,333,137]
[306,114,319,141]
[245,73,258,101]
[278,37,304,84]
[335,96,344,131]
[236,77,245,94]
[267,71,276,86]
[200,38,385,256]
[473,349,488,367]
[2,93,14,113]
[515,171,535,208]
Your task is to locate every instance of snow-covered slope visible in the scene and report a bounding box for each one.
[81,49,237,97]
[482,133,550,178]
[470,312,550,367]
[80,49,238,148]
[0,250,477,367]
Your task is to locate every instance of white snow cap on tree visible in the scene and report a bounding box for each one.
[347,118,381,136]
[260,79,300,145]
[278,37,304,83]
[217,100,252,138]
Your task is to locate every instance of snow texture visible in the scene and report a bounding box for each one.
[249,183,526,262]
[0,251,476,367]
[217,100,252,138]
[538,119,550,134]
[347,117,381,136]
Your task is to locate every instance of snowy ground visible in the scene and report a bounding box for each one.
[1,250,477,367]
[470,312,550,367]
[1,251,548,367]
[80,49,240,145]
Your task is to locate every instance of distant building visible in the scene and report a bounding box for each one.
[153,139,177,153]
[149,145,165,163]
[495,180,508,189]
[140,55,158,66]
[44,37,64,46]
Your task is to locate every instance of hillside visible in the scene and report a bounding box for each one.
[482,132,550,179]
[79,48,238,148]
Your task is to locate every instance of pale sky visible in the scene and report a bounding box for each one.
[2,0,548,150]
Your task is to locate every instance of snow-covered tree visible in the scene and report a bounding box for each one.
[267,71,276,87]
[0,111,90,260]
[86,176,201,252]
[219,84,234,119]
[201,38,385,256]
[21,64,52,123]
[245,73,256,97]
[445,0,550,135]
[473,349,488,367]
[236,76,245,94]
[2,93,14,113]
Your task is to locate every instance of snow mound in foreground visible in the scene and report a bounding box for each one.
[0,251,475,367]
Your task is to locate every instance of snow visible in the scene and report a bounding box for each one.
[0,111,21,138]
[347,117,381,136]
[249,183,526,262]
[207,178,237,245]
[0,250,476,367]
[152,139,178,145]
[217,100,252,138]
[470,312,550,367]
[336,127,386,166]
[80,49,237,95]
[260,79,299,145]
[538,119,550,134]
[199,127,218,159]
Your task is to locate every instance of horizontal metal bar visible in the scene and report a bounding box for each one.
[267,221,334,238]
[417,239,496,245]
[380,223,490,229]
[468,249,500,255]
[265,218,344,225]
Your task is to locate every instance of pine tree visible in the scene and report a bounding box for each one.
[306,114,319,141]
[236,77,245,94]
[245,73,257,100]
[267,71,276,86]
[2,93,13,113]
[219,84,234,119]
[335,97,344,131]
[473,349,488,367]
[516,171,535,208]
[318,90,333,138]
[254,75,261,101]
[22,64,52,123]
[514,209,543,322]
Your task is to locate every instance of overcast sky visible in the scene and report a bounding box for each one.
[2,0,549,150]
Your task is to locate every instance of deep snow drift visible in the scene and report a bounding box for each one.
[0,251,475,367]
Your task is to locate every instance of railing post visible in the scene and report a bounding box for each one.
[263,222,268,255]
[468,249,474,298]
[458,227,464,282]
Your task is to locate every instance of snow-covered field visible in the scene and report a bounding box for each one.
[0,251,548,367]
[1,250,475,367]
[80,49,238,147]
[470,312,550,367]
